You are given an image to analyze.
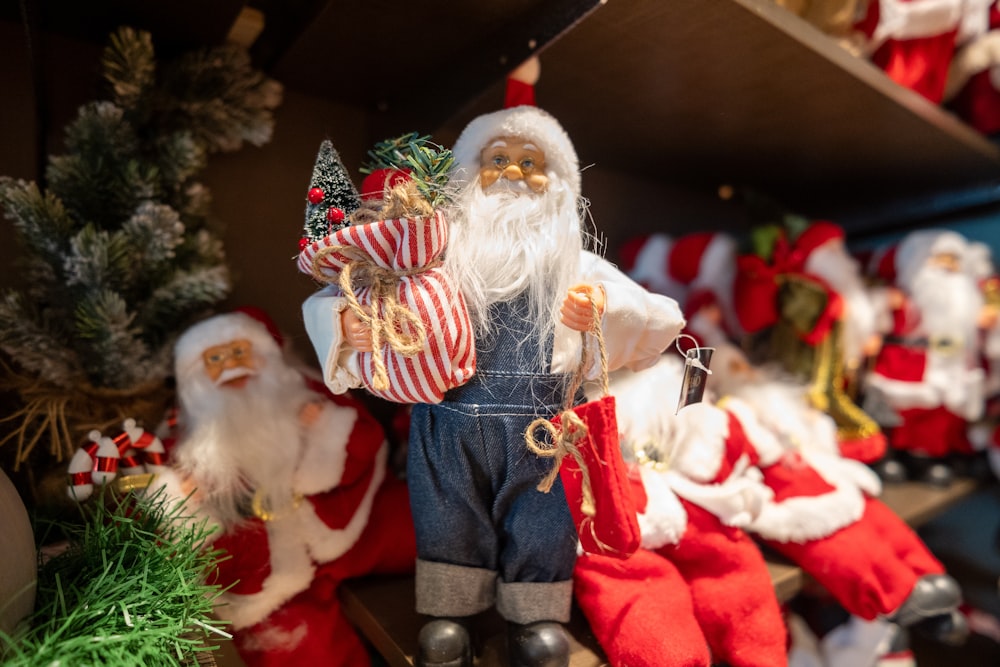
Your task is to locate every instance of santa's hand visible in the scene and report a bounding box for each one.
[341,306,374,352]
[299,401,324,426]
[560,284,606,332]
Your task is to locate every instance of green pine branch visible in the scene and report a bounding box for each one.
[0,488,229,667]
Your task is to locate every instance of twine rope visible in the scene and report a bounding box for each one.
[524,297,609,515]
[309,243,431,391]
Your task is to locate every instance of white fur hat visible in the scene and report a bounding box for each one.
[174,312,278,383]
[895,228,967,290]
[451,105,581,197]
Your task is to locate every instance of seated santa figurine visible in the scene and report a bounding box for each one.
[709,342,969,655]
[150,310,415,667]
[863,229,989,485]
[575,354,789,667]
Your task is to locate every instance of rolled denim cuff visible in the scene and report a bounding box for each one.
[496,579,573,624]
[415,559,496,617]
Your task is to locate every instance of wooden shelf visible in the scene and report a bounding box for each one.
[340,478,985,667]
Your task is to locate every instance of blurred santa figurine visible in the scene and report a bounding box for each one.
[151,310,415,667]
[864,229,990,485]
[577,355,789,667]
[738,222,888,464]
[709,343,968,662]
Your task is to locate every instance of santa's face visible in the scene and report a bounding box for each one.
[201,339,257,388]
[479,136,548,194]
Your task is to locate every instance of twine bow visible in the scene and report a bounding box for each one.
[310,243,430,391]
[524,297,609,518]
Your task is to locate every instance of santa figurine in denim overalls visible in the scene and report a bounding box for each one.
[302,58,685,666]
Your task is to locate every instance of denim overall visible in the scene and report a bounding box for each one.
[408,295,579,624]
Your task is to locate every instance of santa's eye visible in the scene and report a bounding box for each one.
[519,158,534,171]
[208,353,224,363]
[492,155,509,169]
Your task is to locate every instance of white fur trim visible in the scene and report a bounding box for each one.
[216,514,316,629]
[872,0,963,50]
[451,106,580,198]
[749,456,868,542]
[212,443,389,629]
[723,398,786,466]
[636,467,688,549]
[292,401,356,495]
[690,233,737,295]
[665,456,772,528]
[864,373,941,409]
[175,313,278,385]
[628,234,688,300]
[302,443,388,563]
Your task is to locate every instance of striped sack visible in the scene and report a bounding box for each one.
[298,211,476,404]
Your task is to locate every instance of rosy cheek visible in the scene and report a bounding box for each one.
[480,169,500,190]
[527,174,548,193]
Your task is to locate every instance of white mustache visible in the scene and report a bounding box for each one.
[215,366,258,386]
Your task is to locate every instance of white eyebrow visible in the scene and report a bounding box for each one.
[522,143,539,152]
[488,139,508,149]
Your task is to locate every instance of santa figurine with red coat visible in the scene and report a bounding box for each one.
[575,354,789,667]
[708,342,969,661]
[863,229,989,485]
[150,310,415,667]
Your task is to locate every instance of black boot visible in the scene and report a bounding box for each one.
[913,609,970,646]
[870,452,908,484]
[416,618,472,667]
[507,621,570,667]
[889,574,962,627]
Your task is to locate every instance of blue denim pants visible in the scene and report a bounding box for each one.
[407,300,579,624]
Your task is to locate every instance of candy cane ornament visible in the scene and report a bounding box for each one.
[120,417,169,473]
[66,447,96,502]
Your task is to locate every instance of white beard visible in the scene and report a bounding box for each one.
[805,246,877,368]
[910,265,983,351]
[172,352,315,528]
[444,174,584,359]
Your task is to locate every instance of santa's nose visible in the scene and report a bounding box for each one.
[501,164,524,180]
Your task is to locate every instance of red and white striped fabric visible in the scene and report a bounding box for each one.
[298,211,476,404]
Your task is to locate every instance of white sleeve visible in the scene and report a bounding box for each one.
[302,286,363,394]
[582,252,686,374]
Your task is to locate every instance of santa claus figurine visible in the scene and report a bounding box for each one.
[576,354,789,667]
[150,310,415,667]
[708,342,969,657]
[303,58,685,667]
[864,229,989,485]
[735,222,888,465]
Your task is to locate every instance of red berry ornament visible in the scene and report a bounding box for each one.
[326,207,345,223]
[307,187,325,204]
[299,237,310,251]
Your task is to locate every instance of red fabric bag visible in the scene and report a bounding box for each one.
[526,316,640,559]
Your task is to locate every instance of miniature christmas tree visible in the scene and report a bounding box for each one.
[0,27,282,476]
[301,140,361,246]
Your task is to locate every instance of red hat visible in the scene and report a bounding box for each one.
[505,56,540,108]
[618,232,736,301]
[792,221,845,270]
[867,243,899,284]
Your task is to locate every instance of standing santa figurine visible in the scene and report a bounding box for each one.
[303,58,685,667]
[864,229,989,485]
[151,310,415,667]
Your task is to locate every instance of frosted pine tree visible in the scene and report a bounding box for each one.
[301,140,361,245]
[0,27,282,471]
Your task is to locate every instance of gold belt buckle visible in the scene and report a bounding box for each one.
[929,336,960,355]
